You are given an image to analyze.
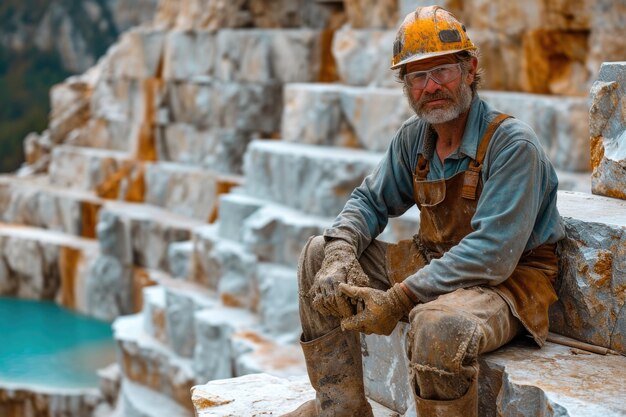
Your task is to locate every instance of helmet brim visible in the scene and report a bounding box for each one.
[390,47,476,70]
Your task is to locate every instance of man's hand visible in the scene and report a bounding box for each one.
[309,239,369,318]
[338,283,415,335]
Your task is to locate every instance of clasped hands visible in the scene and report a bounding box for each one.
[309,239,415,336]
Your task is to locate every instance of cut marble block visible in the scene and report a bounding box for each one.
[281,83,411,152]
[481,91,590,172]
[167,240,193,280]
[0,176,103,238]
[552,191,626,354]
[243,140,382,217]
[556,170,592,194]
[0,224,99,313]
[97,201,204,271]
[332,28,398,87]
[193,306,259,384]
[163,80,283,134]
[256,264,300,341]
[163,281,217,358]
[48,146,143,199]
[85,255,134,321]
[216,193,265,243]
[48,77,93,145]
[162,30,216,81]
[343,0,399,29]
[0,382,103,417]
[215,29,326,84]
[142,286,167,344]
[113,314,195,411]
[100,28,167,80]
[191,225,259,309]
[190,374,400,417]
[144,162,218,221]
[362,322,626,416]
[155,124,253,174]
[590,62,626,199]
[242,205,331,267]
[230,331,306,378]
[120,379,192,417]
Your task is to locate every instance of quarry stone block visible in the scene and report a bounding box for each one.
[190,373,398,417]
[48,77,93,145]
[587,0,626,80]
[164,283,216,358]
[332,28,398,87]
[215,29,324,84]
[242,205,331,267]
[167,240,193,280]
[144,162,218,221]
[590,62,626,199]
[481,91,590,172]
[98,201,203,271]
[162,30,216,81]
[86,255,134,321]
[230,331,305,378]
[156,124,253,174]
[101,28,166,80]
[120,379,192,417]
[343,0,399,29]
[72,118,134,152]
[142,285,167,344]
[243,140,382,217]
[256,264,300,341]
[114,314,195,410]
[191,226,259,309]
[0,385,102,417]
[552,191,626,354]
[193,306,258,383]
[216,193,265,243]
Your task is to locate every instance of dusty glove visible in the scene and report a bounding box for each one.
[309,239,369,319]
[338,283,415,336]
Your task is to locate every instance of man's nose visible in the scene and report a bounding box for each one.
[422,75,442,94]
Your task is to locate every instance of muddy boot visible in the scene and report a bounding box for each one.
[281,327,373,417]
[414,376,478,417]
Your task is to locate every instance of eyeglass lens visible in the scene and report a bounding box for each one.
[405,63,461,89]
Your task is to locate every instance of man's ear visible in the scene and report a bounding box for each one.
[466,57,478,84]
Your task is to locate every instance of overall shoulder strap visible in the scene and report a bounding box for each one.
[415,154,429,180]
[462,113,513,200]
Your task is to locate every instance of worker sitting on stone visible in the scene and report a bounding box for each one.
[281,5,564,417]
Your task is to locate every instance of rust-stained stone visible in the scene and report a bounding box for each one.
[344,0,399,29]
[0,385,102,417]
[590,62,626,200]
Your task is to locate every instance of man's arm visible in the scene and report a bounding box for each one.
[404,122,554,302]
[323,125,417,256]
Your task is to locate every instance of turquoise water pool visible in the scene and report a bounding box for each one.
[0,297,117,389]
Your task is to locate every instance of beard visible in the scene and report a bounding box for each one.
[405,80,473,125]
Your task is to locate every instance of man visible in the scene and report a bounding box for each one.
[282,5,564,417]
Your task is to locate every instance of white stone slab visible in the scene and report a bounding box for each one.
[120,379,192,417]
[142,285,167,344]
[191,373,399,417]
[243,140,383,217]
[100,28,166,80]
[162,30,216,81]
[256,263,301,341]
[231,331,306,378]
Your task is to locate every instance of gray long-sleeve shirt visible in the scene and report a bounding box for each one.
[323,95,565,302]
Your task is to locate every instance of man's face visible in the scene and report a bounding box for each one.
[403,55,475,124]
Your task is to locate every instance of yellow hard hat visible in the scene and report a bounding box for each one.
[390,6,476,70]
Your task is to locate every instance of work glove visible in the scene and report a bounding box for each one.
[309,239,369,319]
[338,283,415,336]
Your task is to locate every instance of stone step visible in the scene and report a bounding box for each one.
[256,263,301,342]
[243,140,383,217]
[193,305,259,384]
[48,145,233,220]
[361,322,626,416]
[190,373,400,417]
[590,62,626,200]
[142,286,167,345]
[552,190,626,354]
[113,313,195,411]
[0,223,99,314]
[97,200,205,272]
[0,382,103,417]
[120,379,192,417]
[281,83,591,172]
[0,175,103,238]
[230,331,306,378]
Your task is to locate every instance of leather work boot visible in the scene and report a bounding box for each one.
[281,327,374,417]
[414,374,478,417]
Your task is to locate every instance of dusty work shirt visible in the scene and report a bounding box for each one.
[323,95,565,302]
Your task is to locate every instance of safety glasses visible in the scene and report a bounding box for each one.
[404,63,462,90]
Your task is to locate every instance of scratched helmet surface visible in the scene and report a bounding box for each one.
[390,5,476,70]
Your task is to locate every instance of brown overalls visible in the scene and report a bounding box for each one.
[298,114,559,404]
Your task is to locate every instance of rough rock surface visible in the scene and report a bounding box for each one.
[0,383,103,417]
[590,62,626,199]
[552,191,626,354]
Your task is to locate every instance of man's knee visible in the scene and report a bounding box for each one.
[408,307,483,375]
[298,235,326,289]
